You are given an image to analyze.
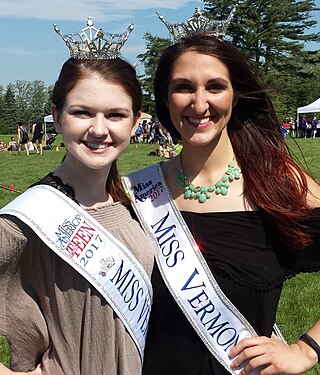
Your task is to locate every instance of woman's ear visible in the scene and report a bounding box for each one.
[133,111,142,128]
[232,95,239,108]
[51,104,62,133]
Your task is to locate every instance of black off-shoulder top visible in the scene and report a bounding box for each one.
[142,209,320,375]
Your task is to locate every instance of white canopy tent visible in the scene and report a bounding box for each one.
[140,112,152,122]
[297,98,320,115]
[42,114,55,146]
[44,114,53,123]
[43,115,55,137]
[296,98,320,136]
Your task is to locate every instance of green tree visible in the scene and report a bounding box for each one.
[28,80,49,121]
[15,80,31,124]
[137,32,170,117]
[204,0,319,69]
[44,85,54,116]
[0,85,6,133]
[3,84,16,134]
[267,49,320,117]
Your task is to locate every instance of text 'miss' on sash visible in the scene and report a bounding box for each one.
[0,184,152,360]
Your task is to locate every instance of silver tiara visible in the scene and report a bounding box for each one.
[53,17,134,60]
[157,6,237,42]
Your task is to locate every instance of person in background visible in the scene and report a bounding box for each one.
[124,31,320,375]
[32,119,44,155]
[299,115,308,138]
[17,121,29,156]
[289,116,296,137]
[311,116,318,138]
[153,120,167,156]
[0,140,7,151]
[0,19,154,375]
[281,118,291,138]
[6,137,18,153]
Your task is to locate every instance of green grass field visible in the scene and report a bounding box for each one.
[0,135,319,373]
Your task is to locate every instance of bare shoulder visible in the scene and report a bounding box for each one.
[160,156,180,180]
[305,173,320,208]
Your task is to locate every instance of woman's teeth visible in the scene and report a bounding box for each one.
[85,142,107,149]
[188,117,211,125]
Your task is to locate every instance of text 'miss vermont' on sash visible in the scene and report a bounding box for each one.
[123,163,263,374]
[0,184,152,360]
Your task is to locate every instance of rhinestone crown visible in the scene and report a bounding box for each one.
[54,17,134,59]
[157,5,237,42]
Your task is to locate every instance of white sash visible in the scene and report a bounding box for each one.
[0,185,152,359]
[123,164,259,374]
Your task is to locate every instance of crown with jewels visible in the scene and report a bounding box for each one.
[53,17,135,59]
[156,5,237,42]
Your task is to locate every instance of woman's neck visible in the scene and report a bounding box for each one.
[180,136,235,182]
[53,160,112,209]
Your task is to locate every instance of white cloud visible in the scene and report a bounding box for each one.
[0,47,33,56]
[0,0,196,21]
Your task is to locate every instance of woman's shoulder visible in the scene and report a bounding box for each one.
[0,214,35,275]
[0,213,33,242]
[160,155,179,178]
[305,173,320,209]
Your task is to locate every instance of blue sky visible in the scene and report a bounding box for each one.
[0,0,319,89]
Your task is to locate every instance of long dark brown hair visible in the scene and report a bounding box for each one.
[52,58,142,206]
[154,34,314,249]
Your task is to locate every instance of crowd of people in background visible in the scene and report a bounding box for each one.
[281,115,320,138]
[131,119,183,158]
[0,118,46,155]
[130,114,320,152]
[137,115,320,146]
[298,115,320,138]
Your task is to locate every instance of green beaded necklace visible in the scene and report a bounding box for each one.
[175,158,241,204]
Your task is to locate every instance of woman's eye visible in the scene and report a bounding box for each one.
[173,84,192,92]
[208,84,224,91]
[73,110,91,117]
[109,113,125,120]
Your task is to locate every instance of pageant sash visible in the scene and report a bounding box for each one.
[0,185,152,359]
[123,164,259,374]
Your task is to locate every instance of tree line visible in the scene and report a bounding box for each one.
[0,0,319,134]
[0,81,52,134]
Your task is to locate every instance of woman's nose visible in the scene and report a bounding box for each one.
[89,115,109,137]
[191,90,209,115]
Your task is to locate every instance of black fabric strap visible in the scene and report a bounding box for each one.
[299,333,320,363]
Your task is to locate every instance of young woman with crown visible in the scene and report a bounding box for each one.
[123,9,320,375]
[0,19,154,375]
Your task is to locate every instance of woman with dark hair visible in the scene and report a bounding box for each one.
[31,120,44,155]
[124,33,320,375]
[17,121,30,156]
[0,29,154,375]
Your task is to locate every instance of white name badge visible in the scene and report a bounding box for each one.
[123,164,259,374]
[0,185,152,359]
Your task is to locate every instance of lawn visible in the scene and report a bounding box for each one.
[0,135,319,374]
[0,136,164,207]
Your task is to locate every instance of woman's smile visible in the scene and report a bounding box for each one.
[185,116,216,128]
[83,140,112,151]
